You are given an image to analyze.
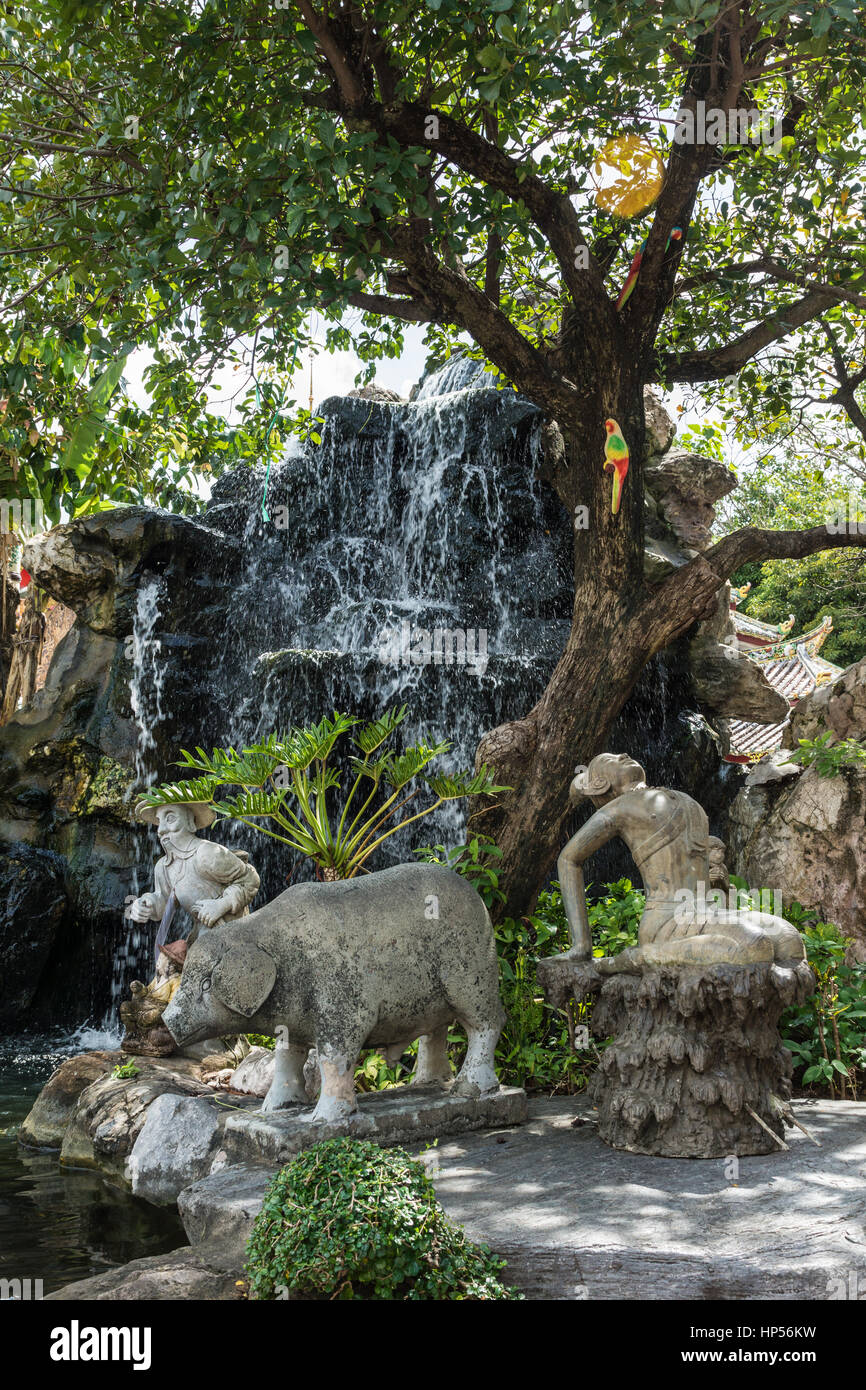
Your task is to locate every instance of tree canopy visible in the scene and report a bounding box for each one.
[1,1,864,437]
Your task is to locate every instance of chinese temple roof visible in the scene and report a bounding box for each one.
[725,587,843,763]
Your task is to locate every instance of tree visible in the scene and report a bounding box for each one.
[2,0,866,915]
[715,447,866,665]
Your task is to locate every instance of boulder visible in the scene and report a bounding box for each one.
[18,1050,120,1148]
[225,1044,320,1101]
[347,383,404,402]
[225,1046,275,1097]
[128,1093,227,1205]
[728,761,866,957]
[690,638,789,722]
[58,1057,211,1180]
[178,1163,274,1250]
[643,386,676,460]
[785,653,866,747]
[645,451,737,551]
[44,1240,246,1301]
[0,842,69,1026]
[687,583,787,724]
[743,751,802,786]
[23,507,242,638]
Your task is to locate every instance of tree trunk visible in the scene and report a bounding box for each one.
[474,376,720,919]
[476,594,659,918]
[0,571,16,700]
[1,588,44,725]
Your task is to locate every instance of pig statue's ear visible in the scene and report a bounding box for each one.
[211,944,277,1017]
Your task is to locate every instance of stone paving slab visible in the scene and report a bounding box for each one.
[428,1097,866,1300]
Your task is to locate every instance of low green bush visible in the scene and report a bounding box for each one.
[780,907,866,1099]
[244,1138,520,1300]
[788,732,866,777]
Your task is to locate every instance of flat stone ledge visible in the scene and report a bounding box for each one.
[44,1240,246,1302]
[221,1084,528,1167]
[430,1096,866,1300]
[49,1094,866,1300]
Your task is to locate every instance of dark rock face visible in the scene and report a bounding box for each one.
[0,365,741,1026]
[0,842,68,1027]
[28,506,243,638]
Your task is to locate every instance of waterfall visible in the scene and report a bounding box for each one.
[129,578,168,794]
[106,578,169,1027]
[189,361,573,891]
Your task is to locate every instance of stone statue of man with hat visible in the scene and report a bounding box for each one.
[126,801,261,932]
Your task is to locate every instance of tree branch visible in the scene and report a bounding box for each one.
[642,520,866,653]
[706,522,866,577]
[294,0,367,109]
[350,102,609,314]
[388,225,582,423]
[345,288,435,322]
[823,322,866,444]
[655,287,837,382]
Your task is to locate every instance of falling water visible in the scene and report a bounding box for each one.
[129,578,168,793]
[107,578,169,1025]
[190,360,571,891]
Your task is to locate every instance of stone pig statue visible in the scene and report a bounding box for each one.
[162,862,504,1123]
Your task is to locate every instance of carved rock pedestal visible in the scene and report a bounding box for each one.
[538,957,815,1158]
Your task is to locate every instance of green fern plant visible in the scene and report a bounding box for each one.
[138,706,508,880]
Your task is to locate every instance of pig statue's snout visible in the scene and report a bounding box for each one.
[161,996,182,1045]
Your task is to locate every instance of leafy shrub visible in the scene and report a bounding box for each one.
[141,707,506,880]
[414,835,506,911]
[245,1138,520,1300]
[587,877,643,955]
[788,731,866,777]
[780,908,866,1099]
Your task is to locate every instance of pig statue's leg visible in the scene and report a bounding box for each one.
[262,1041,311,1112]
[308,1043,362,1124]
[452,1022,500,1098]
[412,1026,452,1087]
[306,1013,372,1123]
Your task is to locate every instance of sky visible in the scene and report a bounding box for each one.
[123,315,432,420]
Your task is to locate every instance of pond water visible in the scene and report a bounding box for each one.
[0,1032,185,1296]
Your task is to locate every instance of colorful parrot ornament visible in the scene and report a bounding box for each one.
[603,418,629,515]
[615,226,683,311]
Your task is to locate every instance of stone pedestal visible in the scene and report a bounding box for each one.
[221,1084,528,1167]
[538,956,815,1157]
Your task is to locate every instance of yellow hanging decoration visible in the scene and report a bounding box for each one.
[591,136,665,218]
